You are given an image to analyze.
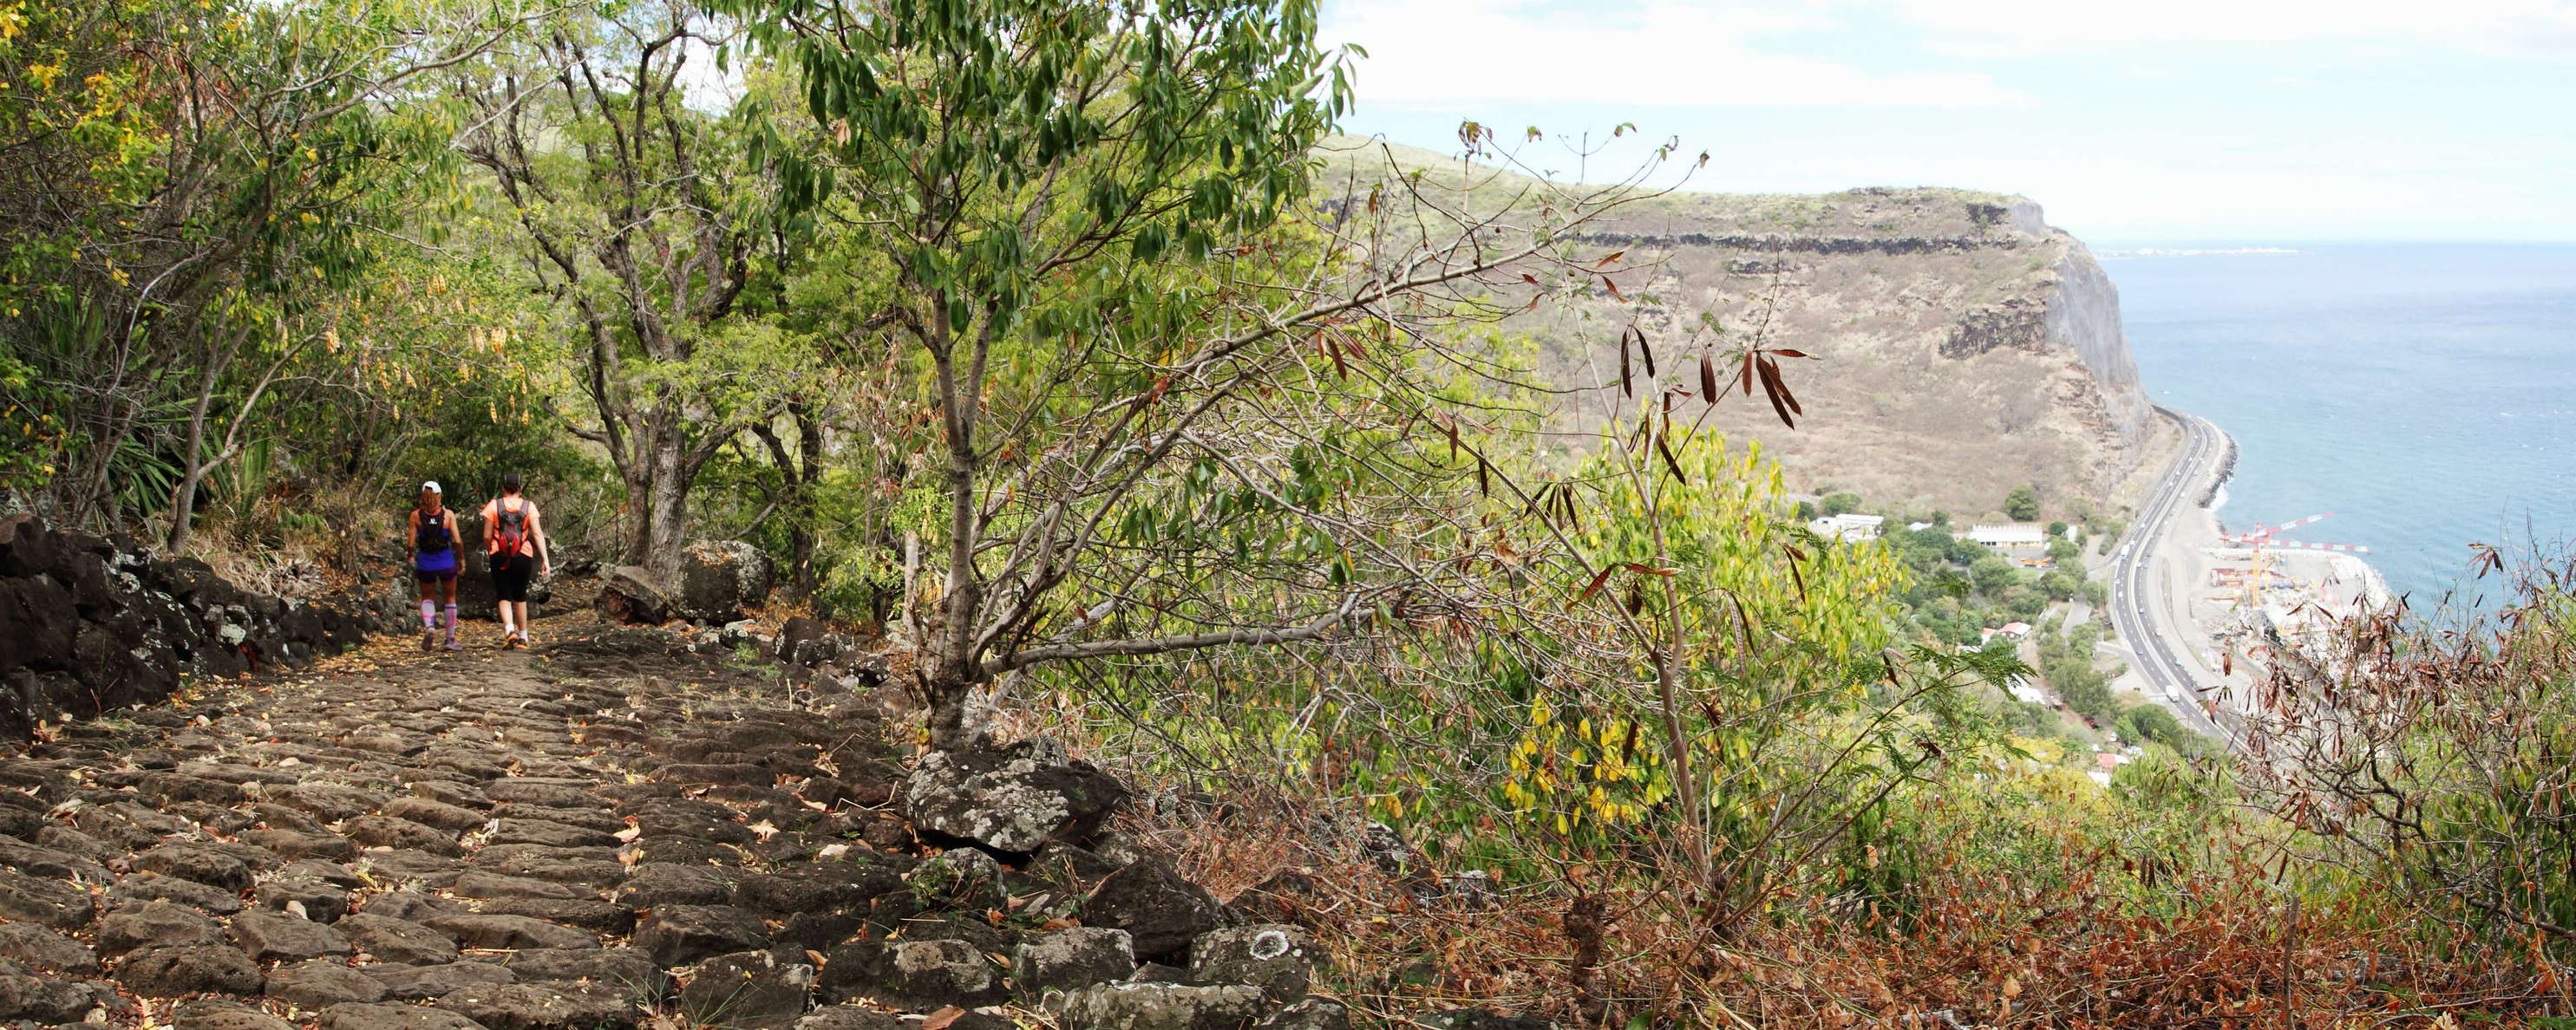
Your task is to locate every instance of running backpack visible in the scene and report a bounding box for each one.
[415,510,451,553]
[492,499,529,557]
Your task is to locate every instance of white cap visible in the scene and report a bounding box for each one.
[422,480,441,493]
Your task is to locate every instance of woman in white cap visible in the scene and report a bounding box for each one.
[408,481,463,650]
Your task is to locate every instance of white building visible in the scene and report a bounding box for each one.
[1808,512,1885,542]
[1968,523,2047,548]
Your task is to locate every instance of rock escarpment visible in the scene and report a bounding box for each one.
[1316,139,2160,514]
[1558,189,2154,512]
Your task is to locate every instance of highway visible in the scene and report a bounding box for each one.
[2103,406,2244,749]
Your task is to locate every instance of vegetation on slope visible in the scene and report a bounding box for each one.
[4,0,2574,1026]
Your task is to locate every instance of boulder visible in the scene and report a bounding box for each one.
[1186,926,1311,1005]
[773,616,842,667]
[903,740,1128,856]
[594,567,671,625]
[1056,982,1268,1030]
[1013,928,1137,1002]
[1083,859,1227,963]
[675,541,771,623]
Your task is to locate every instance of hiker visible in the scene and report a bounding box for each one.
[480,472,552,649]
[409,481,462,651]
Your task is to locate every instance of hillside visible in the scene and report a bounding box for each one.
[1316,136,2161,517]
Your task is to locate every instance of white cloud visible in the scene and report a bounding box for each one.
[1324,0,2032,109]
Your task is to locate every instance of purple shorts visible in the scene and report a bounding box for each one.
[415,549,460,583]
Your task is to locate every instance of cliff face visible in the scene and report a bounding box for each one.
[1520,183,2155,515]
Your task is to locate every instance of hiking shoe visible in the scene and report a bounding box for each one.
[443,637,462,651]
[420,630,435,651]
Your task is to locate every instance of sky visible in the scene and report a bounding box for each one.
[1317,0,2576,242]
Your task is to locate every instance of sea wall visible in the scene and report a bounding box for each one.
[0,515,404,736]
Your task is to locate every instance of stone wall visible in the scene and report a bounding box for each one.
[0,515,403,736]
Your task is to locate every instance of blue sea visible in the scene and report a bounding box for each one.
[2103,243,2576,608]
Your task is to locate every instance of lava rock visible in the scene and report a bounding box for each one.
[1056,981,1268,1030]
[902,740,1128,855]
[675,541,772,624]
[1186,925,1312,1005]
[229,909,353,962]
[612,864,735,909]
[267,958,391,1008]
[317,1001,495,1030]
[257,877,354,923]
[367,962,516,1002]
[134,843,257,893]
[345,816,465,857]
[595,567,671,626]
[794,1008,905,1030]
[0,868,95,928]
[173,1000,302,1030]
[110,872,245,916]
[0,921,98,974]
[437,981,637,1030]
[1013,927,1137,1002]
[817,938,1007,1009]
[422,914,598,952]
[1083,859,1226,963]
[101,900,228,955]
[1422,1011,1556,1030]
[1255,1000,1353,1030]
[676,949,813,1030]
[119,943,267,997]
[0,959,95,1022]
[635,905,768,968]
[500,948,662,995]
[337,914,461,967]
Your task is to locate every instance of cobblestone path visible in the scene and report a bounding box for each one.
[0,619,1308,1030]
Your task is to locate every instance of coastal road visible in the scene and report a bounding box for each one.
[2104,406,2243,749]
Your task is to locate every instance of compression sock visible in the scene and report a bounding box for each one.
[443,604,460,641]
[420,600,437,630]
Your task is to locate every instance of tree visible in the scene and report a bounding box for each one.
[2115,703,2184,747]
[1971,555,2020,596]
[2004,483,2040,521]
[450,1,794,582]
[2,0,526,544]
[735,0,1677,746]
[1821,491,1862,516]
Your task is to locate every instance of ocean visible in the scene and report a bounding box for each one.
[2103,243,2576,608]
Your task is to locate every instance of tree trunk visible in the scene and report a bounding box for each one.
[788,404,821,599]
[643,431,690,584]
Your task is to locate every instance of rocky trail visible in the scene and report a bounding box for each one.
[0,615,1357,1030]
